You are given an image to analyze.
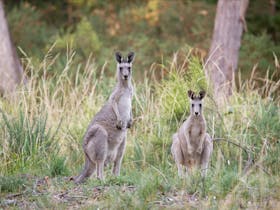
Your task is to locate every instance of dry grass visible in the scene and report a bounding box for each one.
[0,49,279,209]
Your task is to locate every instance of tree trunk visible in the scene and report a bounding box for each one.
[0,0,24,95]
[205,0,248,105]
[269,0,276,15]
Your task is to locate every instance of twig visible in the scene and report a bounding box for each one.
[213,137,253,174]
[6,191,25,199]
[150,164,169,184]
[255,164,271,176]
[68,195,88,199]
[213,138,249,152]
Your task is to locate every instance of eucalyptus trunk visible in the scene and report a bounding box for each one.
[0,0,24,95]
[206,0,248,104]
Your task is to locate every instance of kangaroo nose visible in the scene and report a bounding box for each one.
[195,112,199,115]
[124,75,128,80]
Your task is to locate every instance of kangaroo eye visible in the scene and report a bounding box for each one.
[199,104,202,107]
[128,67,131,71]
[191,104,194,108]
[119,67,123,71]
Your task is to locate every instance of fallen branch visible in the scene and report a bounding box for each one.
[6,191,25,199]
[212,137,253,174]
[213,138,249,152]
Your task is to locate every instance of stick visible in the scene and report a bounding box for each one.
[212,137,253,174]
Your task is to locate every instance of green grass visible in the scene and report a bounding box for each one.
[0,49,279,209]
[0,175,27,193]
[0,109,61,174]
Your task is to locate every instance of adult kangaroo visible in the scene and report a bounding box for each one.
[171,90,213,177]
[74,52,135,183]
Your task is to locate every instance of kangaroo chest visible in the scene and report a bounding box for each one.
[118,90,132,120]
[189,124,203,138]
[184,118,206,142]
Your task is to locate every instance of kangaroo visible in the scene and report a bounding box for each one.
[74,52,135,183]
[171,90,213,177]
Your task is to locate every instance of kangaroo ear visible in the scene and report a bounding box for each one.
[187,90,195,99]
[127,52,135,63]
[115,52,122,63]
[199,90,206,99]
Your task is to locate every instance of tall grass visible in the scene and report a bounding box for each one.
[0,48,279,208]
[0,109,55,172]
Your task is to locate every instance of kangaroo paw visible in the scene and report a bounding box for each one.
[116,120,124,130]
[126,119,133,129]
[196,146,203,154]
[187,145,194,155]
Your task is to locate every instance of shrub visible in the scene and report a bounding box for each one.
[240,33,280,79]
[0,176,26,193]
[49,156,69,177]
[7,2,55,58]
[0,109,60,174]
[55,17,102,59]
[251,102,280,175]
[157,53,208,121]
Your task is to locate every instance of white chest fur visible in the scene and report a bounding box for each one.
[118,93,132,121]
[190,125,201,137]
[182,117,205,140]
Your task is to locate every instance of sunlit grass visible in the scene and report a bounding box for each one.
[0,49,279,209]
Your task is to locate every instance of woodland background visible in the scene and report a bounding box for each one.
[4,0,280,82]
[0,0,280,209]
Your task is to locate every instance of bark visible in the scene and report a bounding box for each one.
[0,0,24,95]
[205,0,248,105]
[269,0,276,15]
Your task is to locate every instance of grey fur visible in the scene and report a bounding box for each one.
[74,52,135,183]
[171,90,213,177]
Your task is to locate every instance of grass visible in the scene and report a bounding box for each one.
[0,48,279,209]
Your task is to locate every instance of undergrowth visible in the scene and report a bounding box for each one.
[0,48,279,209]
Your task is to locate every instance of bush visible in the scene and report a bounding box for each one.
[157,53,208,121]
[0,109,60,174]
[240,33,280,79]
[0,176,26,193]
[7,2,55,58]
[55,17,102,59]
[252,102,280,175]
[49,156,69,177]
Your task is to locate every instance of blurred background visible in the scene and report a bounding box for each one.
[4,0,280,82]
[1,2,280,208]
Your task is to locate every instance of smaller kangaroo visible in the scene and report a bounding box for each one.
[74,52,135,183]
[171,90,213,177]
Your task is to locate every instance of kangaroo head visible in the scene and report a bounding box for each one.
[187,90,206,116]
[115,51,135,81]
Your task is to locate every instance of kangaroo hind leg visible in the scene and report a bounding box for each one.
[171,134,185,177]
[74,157,96,184]
[76,125,108,182]
[113,136,126,176]
[200,133,213,177]
[88,125,108,180]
